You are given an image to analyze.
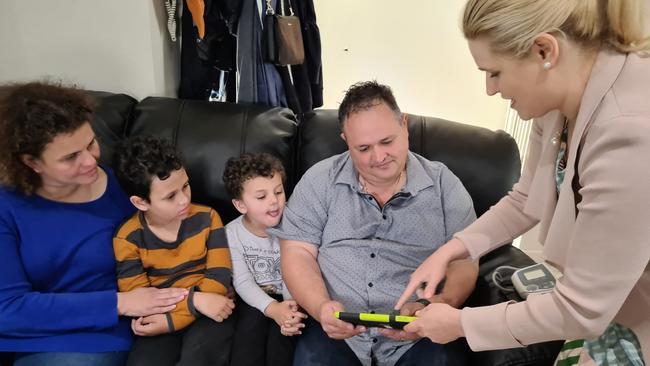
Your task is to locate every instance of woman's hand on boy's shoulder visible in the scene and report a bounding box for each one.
[118,287,188,317]
[194,292,235,322]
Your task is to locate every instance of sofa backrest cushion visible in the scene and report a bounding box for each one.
[299,110,521,217]
[89,91,521,221]
[89,91,138,167]
[125,97,298,223]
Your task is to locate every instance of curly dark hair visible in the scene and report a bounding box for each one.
[113,136,184,200]
[0,81,95,195]
[222,153,286,200]
[338,80,402,130]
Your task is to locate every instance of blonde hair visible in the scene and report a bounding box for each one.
[462,0,650,57]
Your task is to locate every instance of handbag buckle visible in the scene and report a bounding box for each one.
[265,0,274,15]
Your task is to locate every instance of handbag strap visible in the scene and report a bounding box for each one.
[280,0,295,16]
[266,0,295,16]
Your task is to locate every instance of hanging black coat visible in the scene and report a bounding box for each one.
[275,0,323,117]
[179,0,240,100]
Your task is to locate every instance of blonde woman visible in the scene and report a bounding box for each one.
[394,0,650,364]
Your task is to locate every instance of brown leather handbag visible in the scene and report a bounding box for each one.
[263,0,305,66]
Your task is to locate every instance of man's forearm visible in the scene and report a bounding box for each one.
[280,240,331,320]
[433,258,478,308]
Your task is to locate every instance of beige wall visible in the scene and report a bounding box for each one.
[0,0,179,100]
[1,0,507,130]
[314,0,509,131]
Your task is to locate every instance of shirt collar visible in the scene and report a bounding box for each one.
[335,151,434,196]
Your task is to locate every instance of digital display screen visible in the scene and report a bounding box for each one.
[524,269,545,280]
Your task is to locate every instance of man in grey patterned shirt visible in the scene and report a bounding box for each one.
[269,81,478,366]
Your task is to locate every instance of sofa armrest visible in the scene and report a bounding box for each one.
[469,245,537,306]
[460,245,563,366]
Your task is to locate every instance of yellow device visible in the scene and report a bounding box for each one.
[335,311,416,329]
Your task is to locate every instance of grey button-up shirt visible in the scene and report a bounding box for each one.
[270,151,476,366]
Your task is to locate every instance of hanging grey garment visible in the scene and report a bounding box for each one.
[164,0,177,41]
[256,64,287,106]
[236,0,258,103]
[236,0,286,106]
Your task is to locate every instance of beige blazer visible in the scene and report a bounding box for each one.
[455,49,650,361]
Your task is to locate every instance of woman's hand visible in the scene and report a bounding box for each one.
[379,301,425,341]
[403,303,464,344]
[395,238,469,310]
[117,287,188,317]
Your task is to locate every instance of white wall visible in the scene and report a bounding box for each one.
[1,0,507,130]
[0,0,179,100]
[314,0,508,131]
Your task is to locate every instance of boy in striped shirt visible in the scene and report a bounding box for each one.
[112,136,234,366]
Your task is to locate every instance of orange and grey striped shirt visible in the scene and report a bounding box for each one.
[113,204,232,332]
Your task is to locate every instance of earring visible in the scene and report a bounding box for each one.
[543,62,552,70]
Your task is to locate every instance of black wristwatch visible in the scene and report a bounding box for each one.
[415,298,431,307]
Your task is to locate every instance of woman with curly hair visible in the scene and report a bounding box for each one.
[0,82,187,366]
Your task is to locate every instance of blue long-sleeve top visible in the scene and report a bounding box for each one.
[0,168,135,352]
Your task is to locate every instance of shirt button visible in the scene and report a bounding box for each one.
[373,338,378,343]
[367,196,373,200]
[370,253,376,258]
[382,215,387,219]
[368,282,373,287]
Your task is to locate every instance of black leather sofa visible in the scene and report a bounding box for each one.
[0,92,562,366]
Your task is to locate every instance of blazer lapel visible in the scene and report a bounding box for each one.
[566,50,627,175]
[526,50,626,245]
[525,111,565,242]
[541,50,627,265]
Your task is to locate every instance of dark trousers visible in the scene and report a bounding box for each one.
[126,315,234,366]
[293,318,469,366]
[0,353,13,366]
[13,352,127,366]
[230,297,296,366]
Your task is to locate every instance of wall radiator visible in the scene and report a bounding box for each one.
[503,107,532,248]
[504,107,533,165]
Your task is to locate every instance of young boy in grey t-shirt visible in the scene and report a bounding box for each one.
[223,153,306,366]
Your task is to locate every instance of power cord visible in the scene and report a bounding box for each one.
[491,265,520,293]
